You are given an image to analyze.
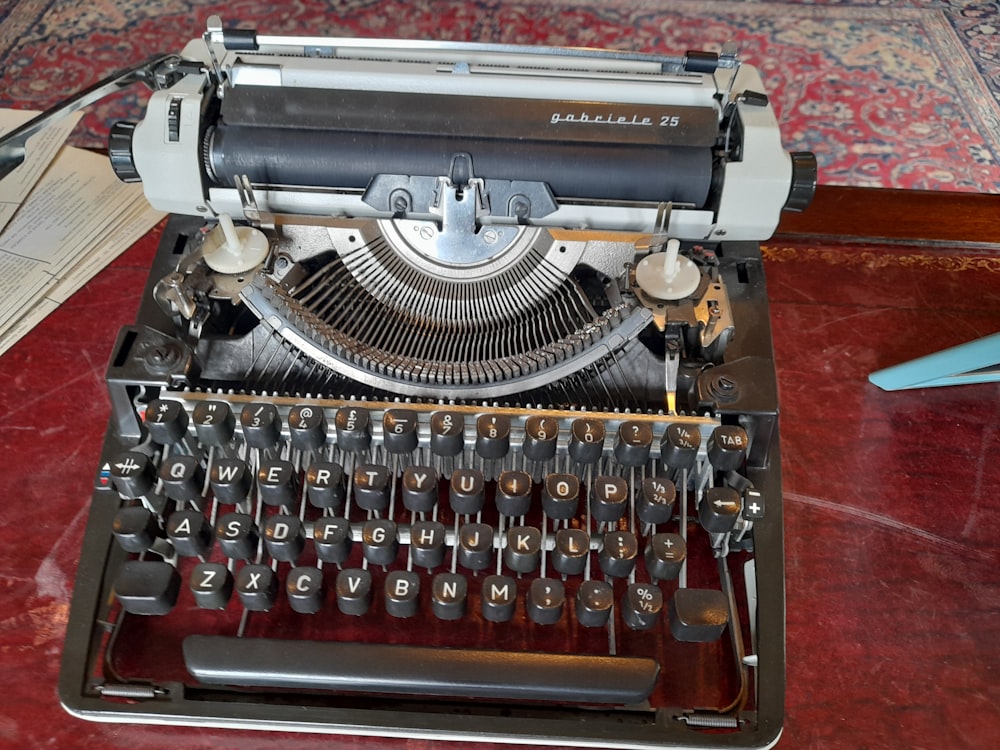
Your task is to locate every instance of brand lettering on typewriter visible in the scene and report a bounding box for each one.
[549,112,681,127]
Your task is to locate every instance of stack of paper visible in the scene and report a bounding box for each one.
[0,109,166,356]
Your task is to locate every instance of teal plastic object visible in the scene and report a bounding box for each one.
[869,331,1000,390]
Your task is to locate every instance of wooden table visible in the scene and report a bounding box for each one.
[0,187,997,748]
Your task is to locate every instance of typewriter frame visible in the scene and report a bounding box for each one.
[59,215,785,749]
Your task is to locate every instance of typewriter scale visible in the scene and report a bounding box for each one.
[42,17,815,750]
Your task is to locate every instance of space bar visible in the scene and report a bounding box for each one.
[183,636,659,704]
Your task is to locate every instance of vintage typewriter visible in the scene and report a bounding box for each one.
[9,16,816,749]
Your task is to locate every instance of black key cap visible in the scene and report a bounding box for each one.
[335,568,372,615]
[236,564,278,611]
[644,532,686,580]
[527,578,564,625]
[668,588,729,642]
[542,473,579,520]
[401,465,438,512]
[481,574,517,623]
[335,406,372,453]
[660,423,701,470]
[621,582,663,631]
[167,509,212,557]
[599,530,638,578]
[614,420,653,467]
[638,477,676,525]
[109,451,156,497]
[458,523,493,571]
[504,526,541,573]
[552,528,589,575]
[362,519,399,566]
[410,520,446,570]
[215,512,258,560]
[743,487,765,520]
[210,458,251,503]
[496,470,532,517]
[257,459,298,507]
[184,635,660,703]
[263,514,305,562]
[575,580,613,628]
[429,411,464,457]
[354,463,391,511]
[288,404,327,451]
[383,408,419,454]
[144,399,188,445]
[523,415,558,461]
[590,475,627,522]
[699,486,742,533]
[431,572,467,620]
[193,400,235,446]
[313,517,352,564]
[449,468,485,515]
[240,402,281,449]
[286,566,325,614]
[707,425,749,471]
[384,570,420,618]
[159,455,204,503]
[475,414,510,459]
[190,562,233,610]
[114,560,180,615]
[305,461,345,510]
[568,417,604,464]
[112,506,158,553]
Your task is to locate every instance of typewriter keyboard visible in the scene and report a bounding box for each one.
[97,392,759,709]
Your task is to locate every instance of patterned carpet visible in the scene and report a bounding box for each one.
[1,0,998,193]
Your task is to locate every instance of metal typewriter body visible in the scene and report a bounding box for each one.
[52,17,814,750]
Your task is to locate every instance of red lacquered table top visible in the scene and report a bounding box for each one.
[0,187,997,749]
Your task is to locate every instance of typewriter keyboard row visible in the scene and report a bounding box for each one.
[101,393,757,703]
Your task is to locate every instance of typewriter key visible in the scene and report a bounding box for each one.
[286,566,325,614]
[527,578,565,625]
[166,509,212,557]
[384,570,420,618]
[215,512,258,560]
[144,399,188,445]
[240,403,281,449]
[496,471,531,517]
[193,400,235,446]
[575,580,614,628]
[210,458,252,504]
[109,451,156,498]
[644,533,686,580]
[401,465,437,513]
[430,411,464,457]
[335,568,372,616]
[257,459,298,506]
[335,406,372,453]
[614,421,653,467]
[236,564,278,612]
[660,423,701,470]
[481,575,517,622]
[288,404,328,451]
[707,425,749,471]
[568,418,604,464]
[264,514,305,562]
[621,582,664,631]
[637,477,676,525]
[475,414,510,459]
[190,562,233,610]
[305,462,345,510]
[599,531,638,578]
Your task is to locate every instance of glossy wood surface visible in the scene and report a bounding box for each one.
[0,188,998,748]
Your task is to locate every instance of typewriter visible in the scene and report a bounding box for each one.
[10,16,816,749]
